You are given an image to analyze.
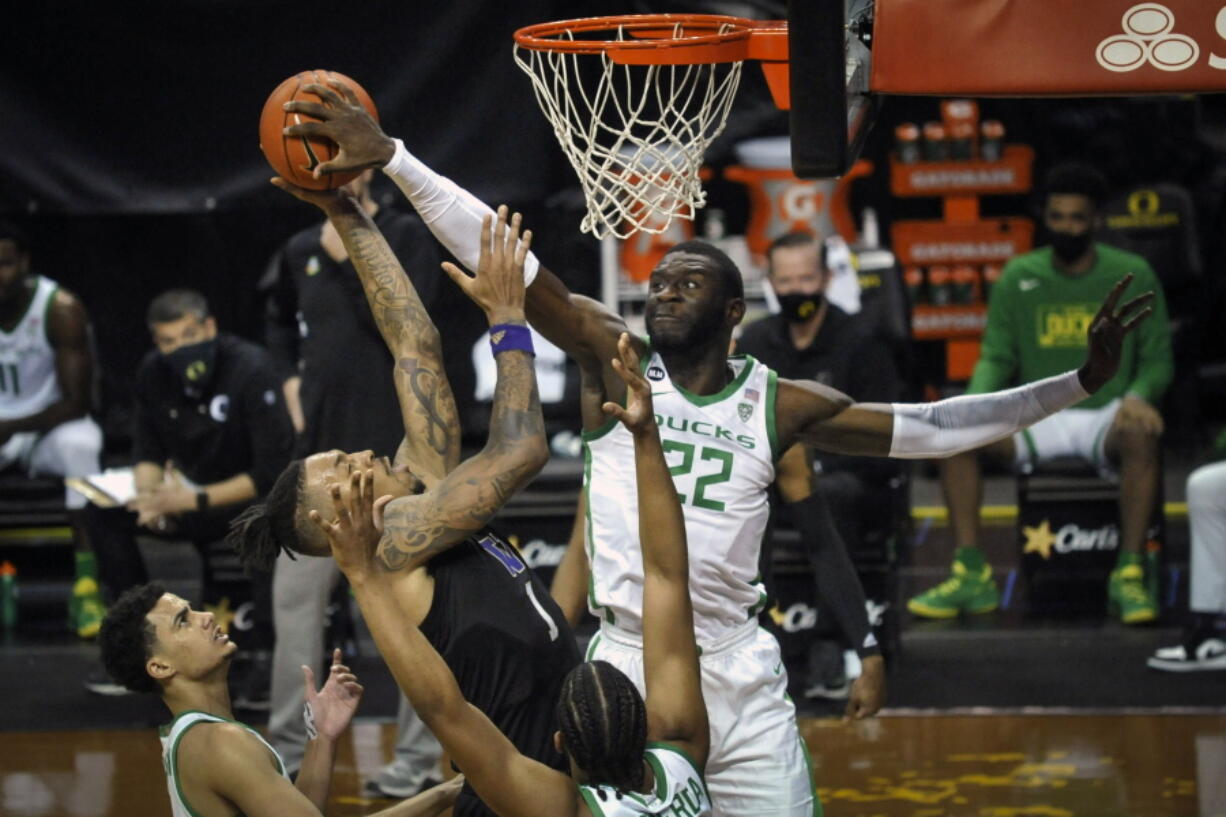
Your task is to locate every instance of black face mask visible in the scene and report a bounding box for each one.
[1048,230,1094,265]
[776,292,824,324]
[164,338,218,392]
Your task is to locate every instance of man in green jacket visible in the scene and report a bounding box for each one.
[909,162,1173,624]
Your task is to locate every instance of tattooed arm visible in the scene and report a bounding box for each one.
[372,206,549,573]
[271,179,460,487]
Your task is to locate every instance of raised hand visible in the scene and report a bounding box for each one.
[1078,273,1155,394]
[441,205,532,325]
[283,77,396,176]
[601,333,655,435]
[308,470,395,582]
[302,647,364,742]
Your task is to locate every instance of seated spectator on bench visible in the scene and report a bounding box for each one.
[736,231,895,710]
[0,219,105,638]
[1149,432,1226,672]
[84,289,292,700]
[908,162,1173,625]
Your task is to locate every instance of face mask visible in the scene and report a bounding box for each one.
[1048,230,1093,264]
[164,338,217,391]
[776,292,824,324]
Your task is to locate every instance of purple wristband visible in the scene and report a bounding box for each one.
[490,323,534,356]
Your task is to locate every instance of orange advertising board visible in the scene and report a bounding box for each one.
[890,146,1035,198]
[891,218,1035,266]
[872,0,1226,96]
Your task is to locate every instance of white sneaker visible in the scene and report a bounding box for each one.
[1147,638,1226,672]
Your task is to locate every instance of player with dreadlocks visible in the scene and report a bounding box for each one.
[227,182,580,817]
[315,332,711,817]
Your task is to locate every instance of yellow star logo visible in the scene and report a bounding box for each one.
[205,597,236,634]
[1023,520,1057,560]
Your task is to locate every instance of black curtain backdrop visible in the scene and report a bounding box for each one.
[0,1,592,214]
[0,1,627,450]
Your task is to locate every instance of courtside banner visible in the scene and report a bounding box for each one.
[871,0,1226,95]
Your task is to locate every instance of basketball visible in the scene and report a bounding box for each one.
[258,70,378,190]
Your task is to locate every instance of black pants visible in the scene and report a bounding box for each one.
[85,504,274,650]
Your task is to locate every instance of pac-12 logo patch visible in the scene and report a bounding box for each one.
[646,365,665,381]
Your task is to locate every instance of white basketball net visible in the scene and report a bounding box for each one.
[514,25,744,239]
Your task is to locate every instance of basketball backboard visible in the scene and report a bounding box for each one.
[787,0,879,179]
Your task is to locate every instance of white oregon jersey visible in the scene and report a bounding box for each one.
[0,275,60,420]
[585,349,777,644]
[160,710,288,817]
[579,744,712,817]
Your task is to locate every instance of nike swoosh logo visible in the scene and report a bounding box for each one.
[1019,279,1040,291]
[773,662,782,675]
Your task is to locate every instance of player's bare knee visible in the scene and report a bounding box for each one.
[1109,426,1160,464]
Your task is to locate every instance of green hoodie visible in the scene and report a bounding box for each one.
[968,243,1173,409]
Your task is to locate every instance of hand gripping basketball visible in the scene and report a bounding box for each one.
[281,77,396,178]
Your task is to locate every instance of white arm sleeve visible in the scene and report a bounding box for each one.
[381,138,540,286]
[888,370,1089,459]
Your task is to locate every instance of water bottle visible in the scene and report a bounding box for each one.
[0,561,17,633]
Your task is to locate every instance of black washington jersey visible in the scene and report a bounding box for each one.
[420,529,581,817]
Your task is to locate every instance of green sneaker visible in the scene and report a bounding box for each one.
[1108,563,1157,624]
[72,577,106,639]
[908,559,1000,618]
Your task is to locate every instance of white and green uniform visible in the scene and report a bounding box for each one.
[160,710,289,817]
[0,274,101,507]
[0,275,61,420]
[585,352,776,639]
[584,351,819,817]
[579,743,712,817]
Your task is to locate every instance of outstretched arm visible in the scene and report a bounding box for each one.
[312,473,578,817]
[368,208,549,573]
[281,79,635,390]
[779,275,1155,457]
[602,334,709,769]
[271,175,461,487]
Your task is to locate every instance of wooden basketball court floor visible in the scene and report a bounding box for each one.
[4,711,1224,816]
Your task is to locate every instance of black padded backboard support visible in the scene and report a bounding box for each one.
[789,0,876,179]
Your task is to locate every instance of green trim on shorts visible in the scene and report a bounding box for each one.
[798,733,824,817]
[585,631,603,662]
